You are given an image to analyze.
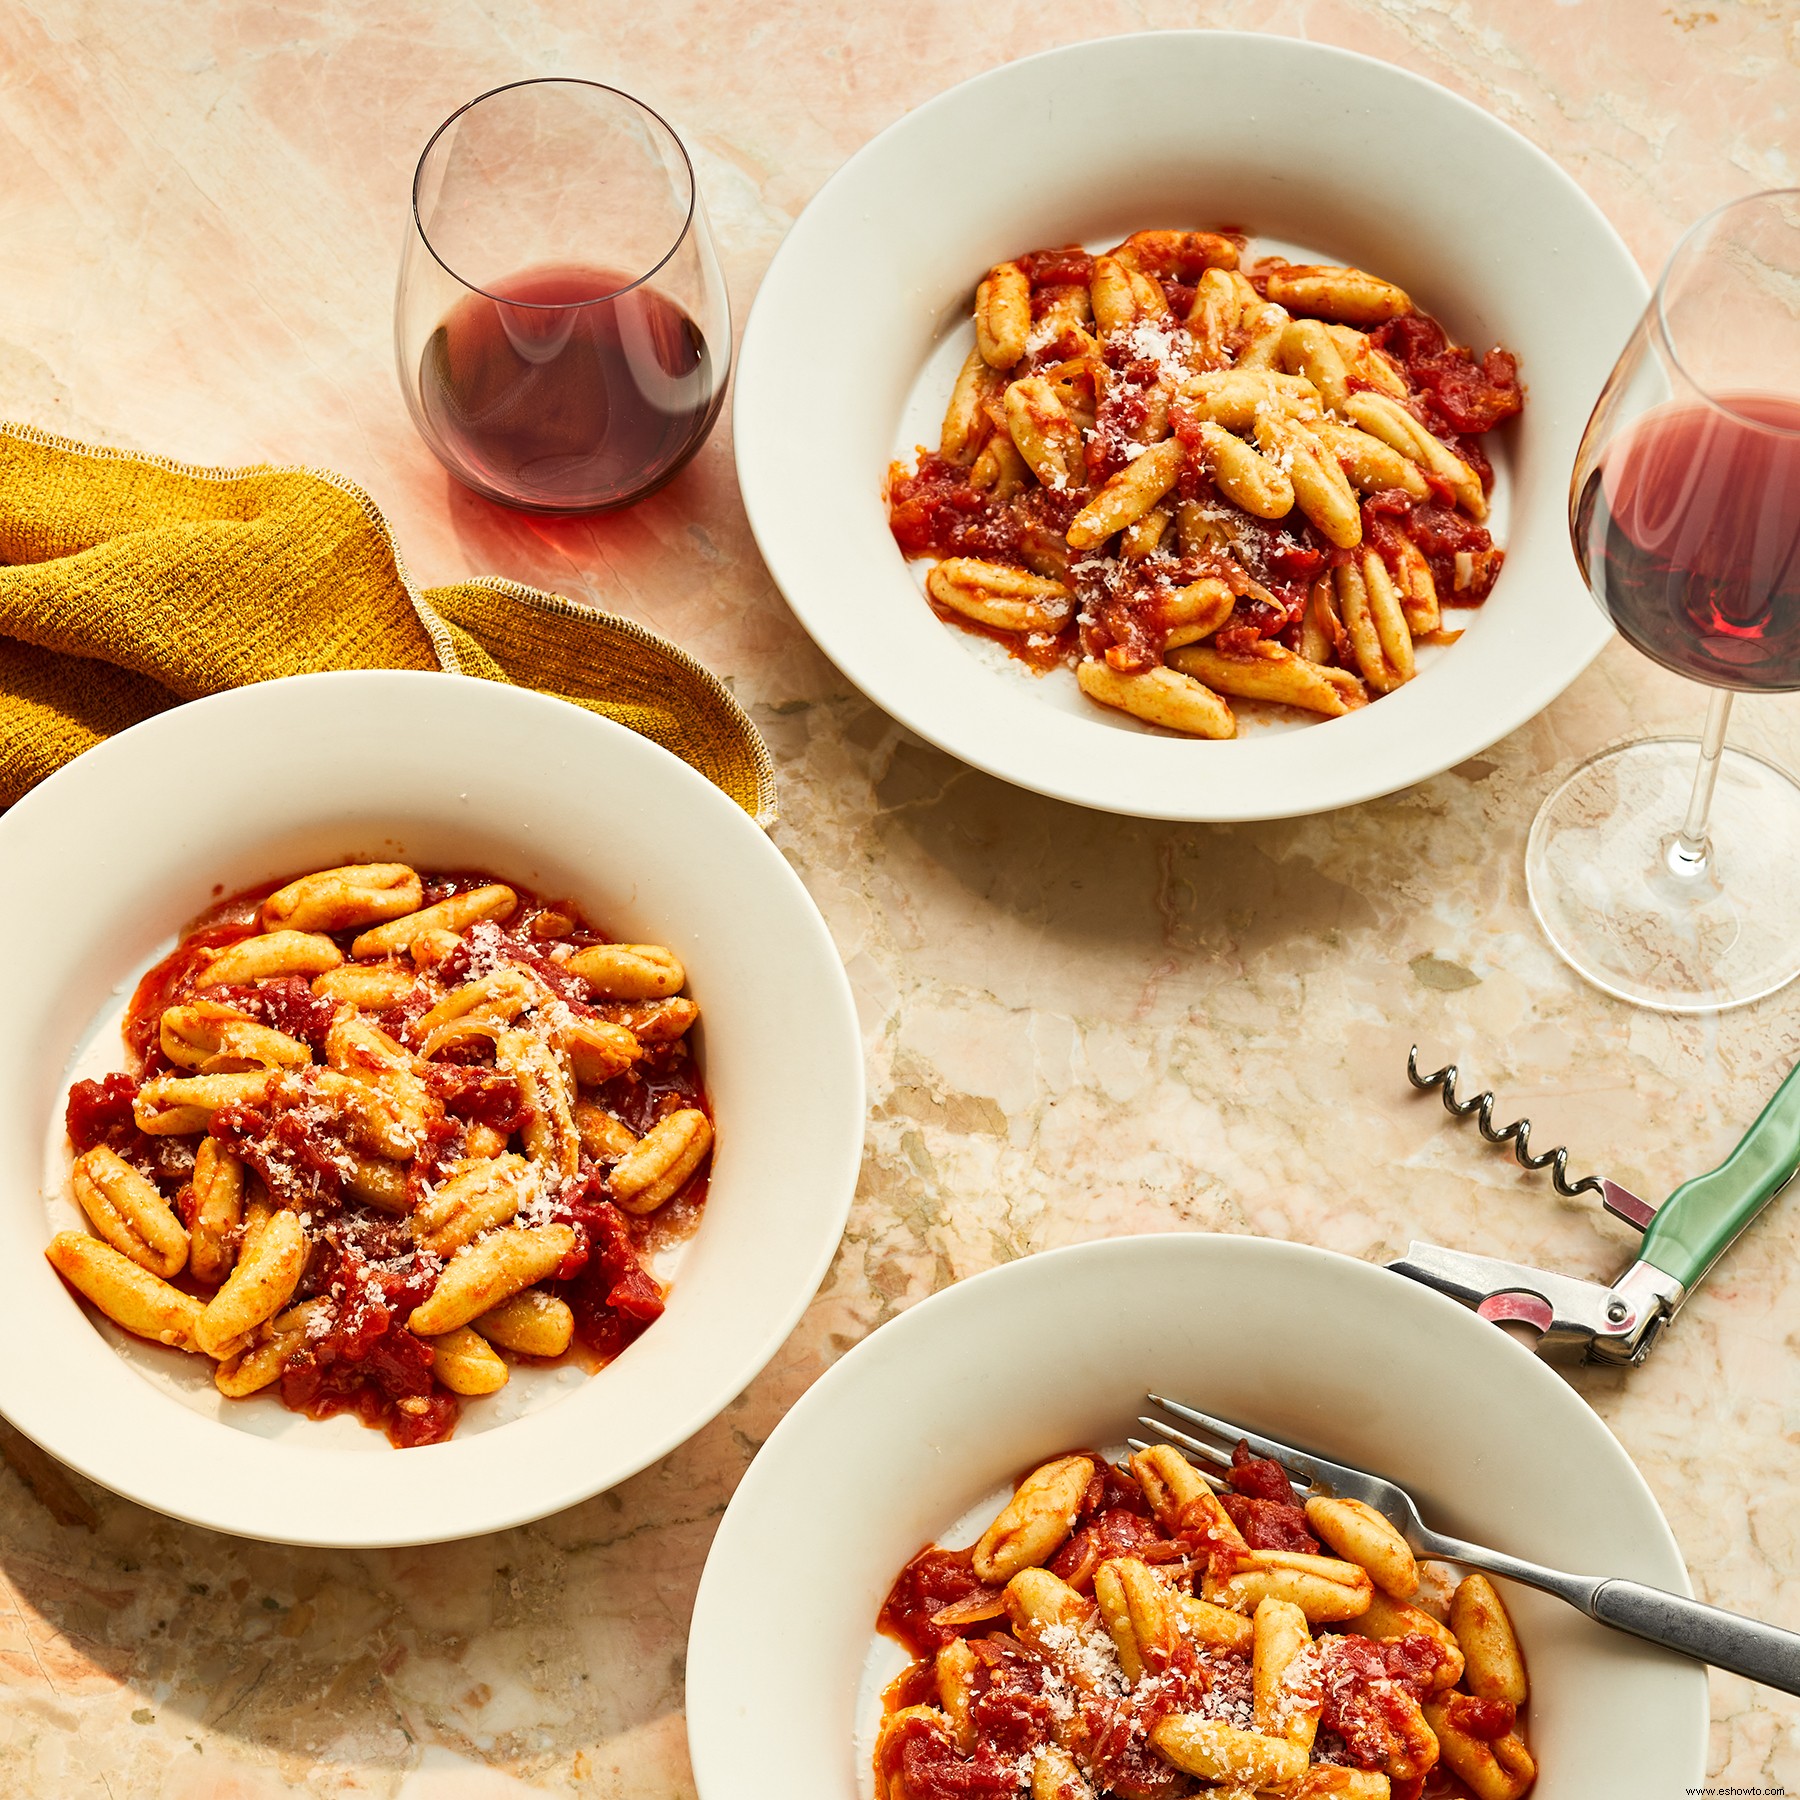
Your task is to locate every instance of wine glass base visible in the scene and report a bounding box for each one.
[1527,737,1800,1012]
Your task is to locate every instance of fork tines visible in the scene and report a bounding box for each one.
[1141,1392,1324,1498]
[1124,1435,1228,1490]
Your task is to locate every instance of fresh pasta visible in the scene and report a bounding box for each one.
[887,231,1523,738]
[50,863,714,1446]
[875,1441,1536,1800]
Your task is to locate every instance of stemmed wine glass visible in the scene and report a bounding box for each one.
[1526,190,1800,1012]
[396,78,731,514]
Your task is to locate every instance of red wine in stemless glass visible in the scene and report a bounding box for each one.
[418,262,721,512]
[1572,392,1800,691]
[398,81,732,512]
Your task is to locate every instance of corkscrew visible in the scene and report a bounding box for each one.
[1403,1045,1645,1220]
[1388,1047,1800,1365]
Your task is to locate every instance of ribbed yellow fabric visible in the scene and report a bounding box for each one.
[0,424,776,822]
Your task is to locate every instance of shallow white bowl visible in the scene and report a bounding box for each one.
[734,32,1645,820]
[687,1235,1706,1797]
[0,672,863,1546]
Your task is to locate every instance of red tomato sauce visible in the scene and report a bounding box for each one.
[879,1546,1001,1658]
[1018,247,1095,289]
[1370,314,1523,436]
[279,1219,456,1447]
[1219,1442,1322,1551]
[1440,1691,1516,1739]
[876,1710,1021,1800]
[209,977,338,1052]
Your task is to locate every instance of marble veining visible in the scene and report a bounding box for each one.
[3,1,1799,1793]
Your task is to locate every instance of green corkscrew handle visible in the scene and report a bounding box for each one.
[1640,1060,1800,1293]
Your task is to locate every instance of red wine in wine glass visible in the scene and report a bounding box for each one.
[418,263,723,512]
[1572,392,1800,692]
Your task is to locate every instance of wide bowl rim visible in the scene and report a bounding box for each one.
[733,28,1645,821]
[0,670,865,1546]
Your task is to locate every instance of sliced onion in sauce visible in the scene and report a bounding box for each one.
[928,1587,1008,1628]
[417,1017,506,1062]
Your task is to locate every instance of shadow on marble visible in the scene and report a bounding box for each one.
[860,720,1441,967]
[435,454,740,620]
[0,1401,749,1793]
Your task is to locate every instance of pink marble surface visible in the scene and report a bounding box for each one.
[3,2,1800,1794]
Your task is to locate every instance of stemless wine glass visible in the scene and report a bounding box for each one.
[1526,190,1800,1012]
[396,79,730,513]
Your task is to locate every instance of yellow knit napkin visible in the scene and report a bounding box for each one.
[0,423,776,823]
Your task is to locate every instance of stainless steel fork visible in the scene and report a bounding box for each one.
[1137,1392,1800,1697]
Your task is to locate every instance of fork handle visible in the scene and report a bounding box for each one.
[1425,1534,1800,1696]
[1588,1579,1800,1696]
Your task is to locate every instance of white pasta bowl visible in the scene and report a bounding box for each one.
[686,1234,1706,1797]
[0,671,863,1545]
[733,32,1646,820]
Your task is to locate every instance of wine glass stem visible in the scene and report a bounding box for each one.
[1670,688,1735,877]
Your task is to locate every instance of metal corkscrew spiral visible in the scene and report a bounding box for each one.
[1406,1046,1604,1200]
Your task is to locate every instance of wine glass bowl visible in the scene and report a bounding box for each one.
[395,79,730,514]
[1570,193,1800,692]
[1571,390,1800,690]
[1528,190,1800,1012]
